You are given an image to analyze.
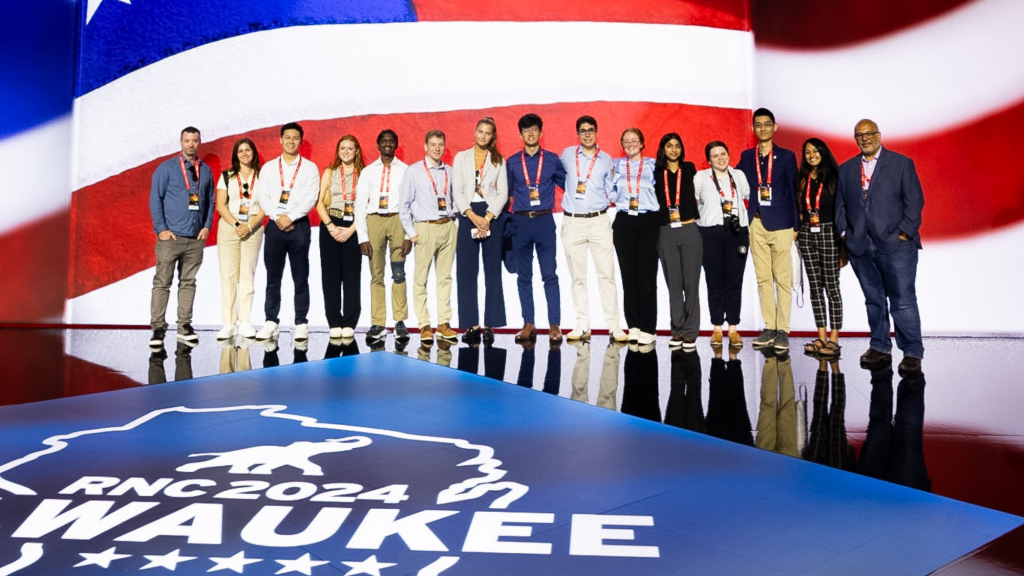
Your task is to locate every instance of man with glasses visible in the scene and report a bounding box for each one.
[836,119,924,375]
[507,113,567,342]
[148,126,214,347]
[559,116,628,342]
[737,107,799,352]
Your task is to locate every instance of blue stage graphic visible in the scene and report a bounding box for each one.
[0,353,1020,575]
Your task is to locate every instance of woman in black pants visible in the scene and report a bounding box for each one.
[654,133,701,349]
[608,127,660,345]
[317,135,365,339]
[797,137,843,358]
[695,141,750,348]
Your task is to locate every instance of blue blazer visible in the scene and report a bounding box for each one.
[737,145,799,231]
[835,147,924,257]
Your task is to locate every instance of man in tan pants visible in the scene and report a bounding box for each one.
[356,129,411,342]
[399,130,458,344]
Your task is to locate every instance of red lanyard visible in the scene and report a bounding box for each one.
[860,160,872,190]
[380,165,391,195]
[663,168,681,207]
[626,158,643,197]
[711,170,737,200]
[422,160,449,197]
[576,146,599,181]
[755,145,773,187]
[236,171,255,199]
[339,166,357,201]
[279,156,303,190]
[179,155,200,190]
[476,152,488,188]
[805,178,823,211]
[521,150,544,188]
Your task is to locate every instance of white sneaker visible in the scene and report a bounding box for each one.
[628,328,639,342]
[294,323,309,341]
[566,328,591,341]
[216,325,236,340]
[637,331,656,345]
[238,322,257,339]
[256,321,279,340]
[611,329,629,342]
[329,327,344,338]
[340,327,355,338]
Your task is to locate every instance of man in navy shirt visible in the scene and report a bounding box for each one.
[507,113,567,342]
[148,126,214,347]
[737,108,799,352]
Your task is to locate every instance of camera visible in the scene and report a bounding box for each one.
[723,211,741,233]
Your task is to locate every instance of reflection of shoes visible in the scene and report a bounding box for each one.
[463,326,482,344]
[394,321,410,340]
[669,334,684,348]
[259,339,279,353]
[898,356,921,376]
[549,325,563,342]
[481,327,495,344]
[256,321,279,340]
[237,337,253,350]
[367,325,386,341]
[340,327,355,338]
[710,330,723,347]
[515,324,537,342]
[149,328,166,347]
[682,337,697,350]
[294,323,309,341]
[177,323,199,343]
[637,331,655,345]
[804,338,826,355]
[177,340,196,352]
[238,322,257,339]
[568,340,590,352]
[759,347,777,359]
[368,340,385,352]
[394,340,408,354]
[773,331,789,351]
[628,328,639,343]
[566,328,591,341]
[611,329,629,342]
[150,346,167,360]
[420,326,434,342]
[818,340,841,359]
[330,327,344,338]
[437,340,453,352]
[729,331,744,348]
[859,348,892,366]
[752,329,776,348]
[637,342,655,354]
[436,323,458,342]
[218,337,234,350]
[294,339,308,352]
[217,325,236,340]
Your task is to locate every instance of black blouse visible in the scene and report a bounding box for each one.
[654,162,698,226]
[798,176,836,223]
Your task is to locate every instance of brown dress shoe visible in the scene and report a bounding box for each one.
[549,324,562,342]
[859,348,892,365]
[515,323,537,342]
[710,330,723,347]
[729,331,743,348]
[420,326,434,342]
[436,323,458,342]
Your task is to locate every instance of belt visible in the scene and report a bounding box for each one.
[564,208,608,219]
[370,212,397,218]
[514,209,552,218]
[668,218,697,226]
[753,213,761,219]
[327,208,348,219]
[422,217,452,225]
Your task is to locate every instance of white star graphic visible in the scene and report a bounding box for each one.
[74,546,131,568]
[86,0,131,25]
[341,555,396,576]
[209,551,263,573]
[274,553,329,575]
[141,549,197,571]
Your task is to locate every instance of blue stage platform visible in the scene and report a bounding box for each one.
[0,353,1019,575]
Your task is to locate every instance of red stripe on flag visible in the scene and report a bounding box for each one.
[70,102,750,298]
[0,212,70,322]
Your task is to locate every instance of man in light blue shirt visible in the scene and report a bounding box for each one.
[399,130,458,344]
[559,116,627,342]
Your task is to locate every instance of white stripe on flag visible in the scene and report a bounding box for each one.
[0,116,72,235]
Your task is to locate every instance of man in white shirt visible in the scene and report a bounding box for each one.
[255,122,321,342]
[356,129,411,342]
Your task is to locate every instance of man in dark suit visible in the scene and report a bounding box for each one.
[836,119,924,375]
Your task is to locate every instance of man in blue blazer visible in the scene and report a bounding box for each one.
[836,119,924,374]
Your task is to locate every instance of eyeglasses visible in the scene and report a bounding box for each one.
[854,131,879,141]
[754,122,775,130]
[578,128,596,136]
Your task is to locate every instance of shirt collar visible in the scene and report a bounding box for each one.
[423,156,445,169]
[862,145,883,163]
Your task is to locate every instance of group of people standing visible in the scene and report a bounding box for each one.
[148,108,924,374]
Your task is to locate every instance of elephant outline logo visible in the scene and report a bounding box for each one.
[175,436,373,476]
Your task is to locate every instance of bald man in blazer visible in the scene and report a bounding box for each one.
[835,119,924,375]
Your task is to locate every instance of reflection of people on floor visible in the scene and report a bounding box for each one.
[149,342,195,385]
[803,358,855,471]
[457,344,507,381]
[665,349,705,433]
[148,346,168,385]
[621,344,660,422]
[568,340,591,403]
[417,340,453,367]
[597,342,625,410]
[516,341,562,394]
[261,340,279,368]
[857,366,931,491]
[706,346,753,446]
[219,340,253,374]
[325,337,361,359]
[756,349,799,457]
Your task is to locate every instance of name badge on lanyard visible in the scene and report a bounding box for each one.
[665,168,682,228]
[423,160,449,216]
[626,159,642,216]
[756,147,773,207]
[522,151,543,206]
[575,146,599,202]
[806,178,823,233]
[237,176,254,222]
[278,156,302,212]
[180,155,201,211]
[379,165,391,215]
[340,168,357,222]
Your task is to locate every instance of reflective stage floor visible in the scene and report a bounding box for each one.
[1,327,1023,575]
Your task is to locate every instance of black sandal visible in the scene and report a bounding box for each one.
[819,341,841,358]
[804,338,826,355]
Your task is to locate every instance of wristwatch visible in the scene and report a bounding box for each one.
[233,222,241,228]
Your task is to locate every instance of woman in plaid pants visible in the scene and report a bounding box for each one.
[797,138,843,358]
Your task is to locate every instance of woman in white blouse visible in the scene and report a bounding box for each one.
[215,138,264,341]
[695,140,750,348]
